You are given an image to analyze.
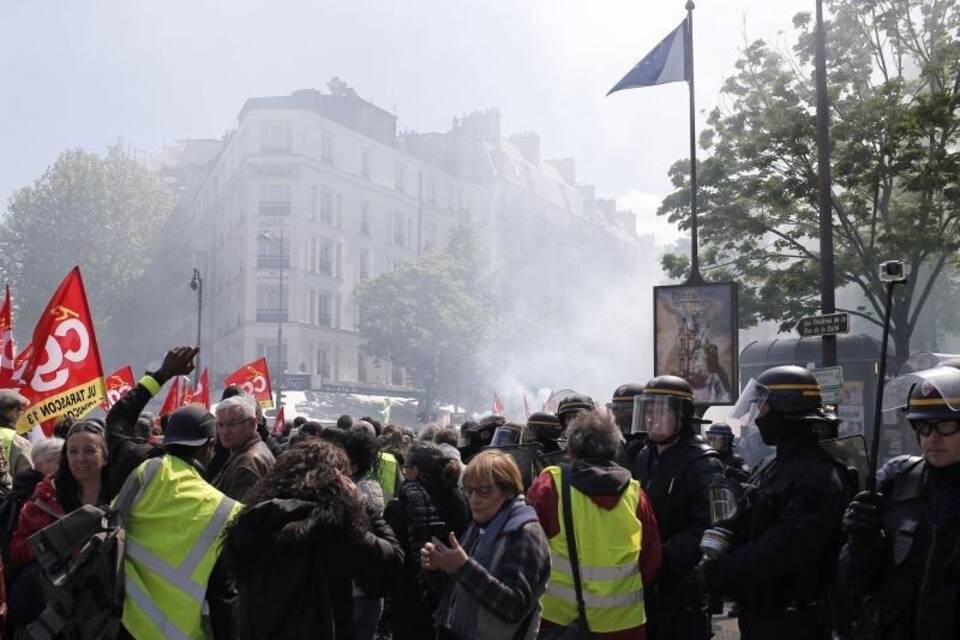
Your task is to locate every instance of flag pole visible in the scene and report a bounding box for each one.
[685,0,703,285]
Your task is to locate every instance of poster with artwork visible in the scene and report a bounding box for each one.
[654,282,738,405]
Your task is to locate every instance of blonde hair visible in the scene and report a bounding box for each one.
[463,449,523,496]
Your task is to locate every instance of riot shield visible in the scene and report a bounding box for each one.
[819,434,869,493]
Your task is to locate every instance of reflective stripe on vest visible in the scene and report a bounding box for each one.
[378,452,398,500]
[1,428,15,468]
[120,456,241,640]
[540,465,646,633]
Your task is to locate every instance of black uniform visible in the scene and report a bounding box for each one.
[717,449,749,477]
[704,434,848,640]
[839,456,960,639]
[633,437,722,640]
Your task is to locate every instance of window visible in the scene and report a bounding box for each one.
[423,221,437,251]
[394,162,405,193]
[335,293,342,329]
[258,183,291,216]
[360,200,371,236]
[316,348,330,378]
[358,248,370,280]
[427,175,436,204]
[318,292,332,327]
[309,290,317,324]
[310,185,317,221]
[310,237,318,273]
[361,148,371,179]
[260,125,292,153]
[335,194,343,228]
[358,354,367,383]
[335,242,342,278]
[255,284,288,322]
[256,234,289,268]
[321,130,334,163]
[320,187,333,223]
[392,212,406,246]
[318,239,333,275]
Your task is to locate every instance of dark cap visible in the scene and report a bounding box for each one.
[0,389,28,410]
[163,405,216,447]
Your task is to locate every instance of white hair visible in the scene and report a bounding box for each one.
[32,437,65,465]
[216,394,258,420]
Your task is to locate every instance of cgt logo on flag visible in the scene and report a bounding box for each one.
[100,366,135,411]
[17,267,106,433]
[224,357,274,409]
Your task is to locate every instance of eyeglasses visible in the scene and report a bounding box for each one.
[463,485,496,499]
[911,420,960,437]
[217,418,254,430]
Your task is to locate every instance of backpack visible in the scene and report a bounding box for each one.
[24,461,148,640]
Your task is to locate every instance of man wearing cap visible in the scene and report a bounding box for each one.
[117,403,241,640]
[105,346,199,499]
[0,389,34,492]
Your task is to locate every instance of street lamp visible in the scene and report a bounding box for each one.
[189,268,203,381]
[258,227,286,411]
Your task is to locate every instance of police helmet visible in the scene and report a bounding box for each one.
[733,365,824,424]
[610,383,644,432]
[524,411,563,444]
[904,366,960,423]
[705,423,734,452]
[490,423,523,447]
[557,395,595,427]
[632,375,707,439]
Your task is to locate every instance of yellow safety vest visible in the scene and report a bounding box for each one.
[377,451,398,501]
[119,455,241,640]
[540,465,646,633]
[0,428,15,468]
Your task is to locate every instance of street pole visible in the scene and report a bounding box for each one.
[276,224,285,412]
[868,282,896,491]
[190,268,203,382]
[685,0,703,285]
[815,0,838,367]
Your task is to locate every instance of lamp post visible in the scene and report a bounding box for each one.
[258,227,286,410]
[815,0,838,368]
[189,268,203,381]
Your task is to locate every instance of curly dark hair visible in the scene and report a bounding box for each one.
[242,439,366,538]
[342,428,382,480]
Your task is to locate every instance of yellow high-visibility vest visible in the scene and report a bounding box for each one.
[540,465,646,633]
[119,455,241,640]
[377,451,399,501]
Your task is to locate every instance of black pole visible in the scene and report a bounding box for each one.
[276,225,285,411]
[868,281,896,491]
[685,1,703,285]
[815,0,838,367]
[195,270,202,383]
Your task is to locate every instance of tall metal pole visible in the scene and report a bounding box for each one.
[868,282,896,491]
[276,225,285,411]
[685,1,703,285]
[815,0,838,367]
[191,268,203,383]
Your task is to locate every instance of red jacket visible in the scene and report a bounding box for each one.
[527,462,662,640]
[11,476,64,566]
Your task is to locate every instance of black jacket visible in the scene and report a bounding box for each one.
[705,436,847,614]
[104,381,163,500]
[223,497,403,640]
[839,456,960,639]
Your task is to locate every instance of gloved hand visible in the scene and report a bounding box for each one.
[154,346,199,384]
[843,491,884,542]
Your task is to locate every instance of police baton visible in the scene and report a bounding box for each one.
[867,260,907,491]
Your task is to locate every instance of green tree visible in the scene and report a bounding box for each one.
[660,0,960,369]
[354,222,493,416]
[0,147,175,336]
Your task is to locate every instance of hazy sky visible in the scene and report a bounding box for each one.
[1,1,812,240]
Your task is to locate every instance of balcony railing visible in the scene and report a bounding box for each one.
[258,201,292,216]
[257,255,289,269]
[256,309,289,322]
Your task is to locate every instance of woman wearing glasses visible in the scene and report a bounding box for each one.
[423,449,550,640]
[841,365,960,640]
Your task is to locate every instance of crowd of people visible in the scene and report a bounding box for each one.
[0,345,957,639]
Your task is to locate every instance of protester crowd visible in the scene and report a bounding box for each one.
[0,345,957,639]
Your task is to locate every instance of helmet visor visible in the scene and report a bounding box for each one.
[705,433,730,451]
[632,394,683,440]
[490,426,521,447]
[883,366,960,413]
[731,378,772,426]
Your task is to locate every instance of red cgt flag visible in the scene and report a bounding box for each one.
[184,369,210,410]
[159,375,190,417]
[224,357,274,409]
[273,405,285,436]
[492,391,505,416]
[100,365,135,411]
[16,267,105,434]
[0,285,14,388]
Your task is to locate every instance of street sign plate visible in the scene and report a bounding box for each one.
[797,312,849,337]
[821,387,843,404]
[813,366,844,404]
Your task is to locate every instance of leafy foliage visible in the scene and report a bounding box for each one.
[660,0,960,367]
[0,147,175,334]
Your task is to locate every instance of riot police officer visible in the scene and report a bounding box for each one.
[705,423,749,478]
[702,365,848,640]
[458,415,504,463]
[556,394,595,428]
[631,375,722,640]
[840,365,960,639]
[611,382,647,459]
[523,411,564,454]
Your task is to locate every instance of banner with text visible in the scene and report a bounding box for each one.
[16,267,105,434]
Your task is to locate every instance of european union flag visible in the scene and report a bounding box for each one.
[608,19,690,95]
